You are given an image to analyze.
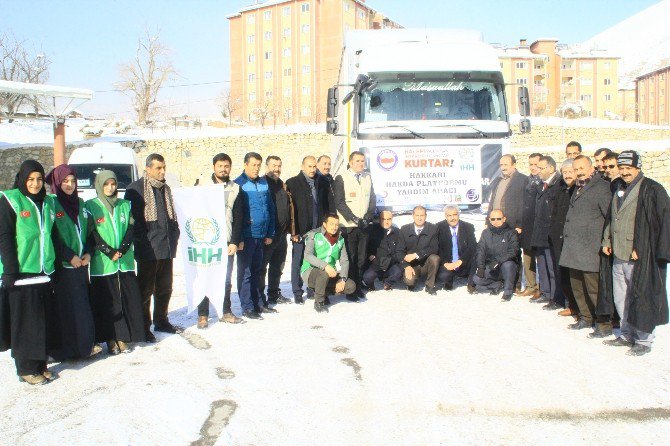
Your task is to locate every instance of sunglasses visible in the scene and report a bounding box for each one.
[604,164,617,169]
[489,217,503,221]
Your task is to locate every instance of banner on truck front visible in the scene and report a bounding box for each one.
[172,185,229,316]
[369,144,483,207]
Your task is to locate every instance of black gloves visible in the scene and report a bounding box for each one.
[353,217,368,230]
[476,267,485,278]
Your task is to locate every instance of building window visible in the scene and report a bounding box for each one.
[249,92,256,101]
[302,106,310,117]
[265,71,273,79]
[301,45,310,54]
[265,91,273,98]
[344,3,350,11]
[301,3,310,13]
[283,48,291,57]
[534,80,543,86]
[535,64,542,70]
[580,94,592,102]
[283,68,292,76]
[283,27,291,37]
[580,62,593,70]
[247,15,255,24]
[515,62,526,69]
[603,62,610,69]
[500,62,503,69]
[358,10,365,19]
[248,54,255,63]
[301,24,310,33]
[264,51,272,60]
[580,78,592,86]
[284,88,291,97]
[264,11,271,20]
[248,34,255,44]
[584,110,592,117]
[248,74,256,82]
[516,78,527,85]
[604,94,611,101]
[302,86,310,95]
[283,6,291,16]
[264,31,272,40]
[561,63,573,69]
[604,78,611,85]
[302,65,311,74]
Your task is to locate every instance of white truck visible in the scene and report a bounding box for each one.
[326,29,530,212]
[68,142,139,201]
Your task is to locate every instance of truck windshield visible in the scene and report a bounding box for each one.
[360,80,506,123]
[71,164,134,190]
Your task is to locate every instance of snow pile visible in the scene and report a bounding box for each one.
[582,0,670,88]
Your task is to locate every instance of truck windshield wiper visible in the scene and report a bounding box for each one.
[360,124,425,139]
[429,124,489,138]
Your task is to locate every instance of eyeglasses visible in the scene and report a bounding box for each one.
[604,164,617,169]
[489,217,503,221]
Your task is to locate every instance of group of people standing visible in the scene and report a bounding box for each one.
[0,154,182,384]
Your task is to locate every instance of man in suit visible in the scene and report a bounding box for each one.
[436,205,476,291]
[395,206,440,295]
[362,210,402,291]
[286,156,329,304]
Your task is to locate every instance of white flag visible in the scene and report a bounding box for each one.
[172,185,229,316]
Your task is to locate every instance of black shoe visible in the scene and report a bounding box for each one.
[314,301,329,313]
[346,294,359,302]
[305,288,315,299]
[267,298,278,306]
[501,294,512,302]
[532,296,551,304]
[542,301,561,311]
[603,337,633,347]
[154,322,183,334]
[259,306,278,314]
[294,295,304,305]
[568,320,591,330]
[426,286,437,296]
[588,327,613,339]
[144,330,157,343]
[444,283,454,291]
[467,284,477,295]
[490,288,502,296]
[407,285,416,292]
[275,294,292,304]
[627,344,652,356]
[355,289,366,299]
[243,310,263,320]
[324,296,331,306]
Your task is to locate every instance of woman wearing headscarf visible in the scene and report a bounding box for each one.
[46,164,101,361]
[86,170,145,355]
[0,160,59,385]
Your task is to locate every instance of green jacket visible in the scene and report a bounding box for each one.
[300,228,348,281]
[85,198,135,276]
[52,196,89,268]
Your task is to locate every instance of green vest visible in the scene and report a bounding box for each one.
[301,231,345,274]
[52,196,89,268]
[85,198,135,276]
[0,189,56,275]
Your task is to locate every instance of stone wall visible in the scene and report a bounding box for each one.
[1,125,669,191]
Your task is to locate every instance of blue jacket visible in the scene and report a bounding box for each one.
[235,172,276,239]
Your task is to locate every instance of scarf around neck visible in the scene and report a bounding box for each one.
[143,176,176,223]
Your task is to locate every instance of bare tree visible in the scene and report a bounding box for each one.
[0,34,50,121]
[252,99,274,128]
[117,30,175,125]
[219,89,240,126]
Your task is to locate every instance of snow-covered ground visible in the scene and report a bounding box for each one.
[2,212,669,445]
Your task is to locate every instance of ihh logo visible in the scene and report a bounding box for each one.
[466,189,480,202]
[460,163,475,171]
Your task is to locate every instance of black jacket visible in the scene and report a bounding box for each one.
[266,175,292,235]
[317,171,336,214]
[366,224,400,272]
[488,170,529,230]
[125,178,180,260]
[286,172,328,236]
[436,220,477,268]
[520,174,542,251]
[548,179,573,257]
[475,223,520,270]
[395,222,439,267]
[530,174,562,249]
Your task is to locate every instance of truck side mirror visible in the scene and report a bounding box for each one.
[327,87,339,118]
[326,119,338,135]
[518,86,530,117]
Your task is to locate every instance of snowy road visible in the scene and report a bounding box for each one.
[2,213,670,445]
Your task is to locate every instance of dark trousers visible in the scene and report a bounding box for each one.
[259,234,288,303]
[437,262,473,288]
[559,266,578,312]
[15,359,46,376]
[569,268,610,330]
[473,261,518,295]
[197,254,234,317]
[536,247,559,304]
[236,237,265,312]
[137,259,174,330]
[362,263,403,288]
[291,241,306,297]
[342,226,368,290]
[307,269,357,303]
[403,254,440,289]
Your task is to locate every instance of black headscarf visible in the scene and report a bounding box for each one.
[14,160,46,206]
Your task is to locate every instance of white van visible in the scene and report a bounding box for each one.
[68,142,139,201]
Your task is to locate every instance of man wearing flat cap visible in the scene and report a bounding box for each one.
[600,150,670,356]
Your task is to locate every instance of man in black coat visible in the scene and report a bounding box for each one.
[286,156,329,303]
[362,211,402,291]
[316,155,336,213]
[258,155,293,308]
[395,206,440,295]
[472,209,520,301]
[436,205,476,291]
[530,156,563,309]
[125,153,181,341]
[519,153,543,298]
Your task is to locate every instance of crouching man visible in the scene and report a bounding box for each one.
[471,209,520,301]
[301,213,357,312]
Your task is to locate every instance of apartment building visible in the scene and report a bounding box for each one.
[498,39,619,119]
[227,0,401,125]
[636,65,670,126]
